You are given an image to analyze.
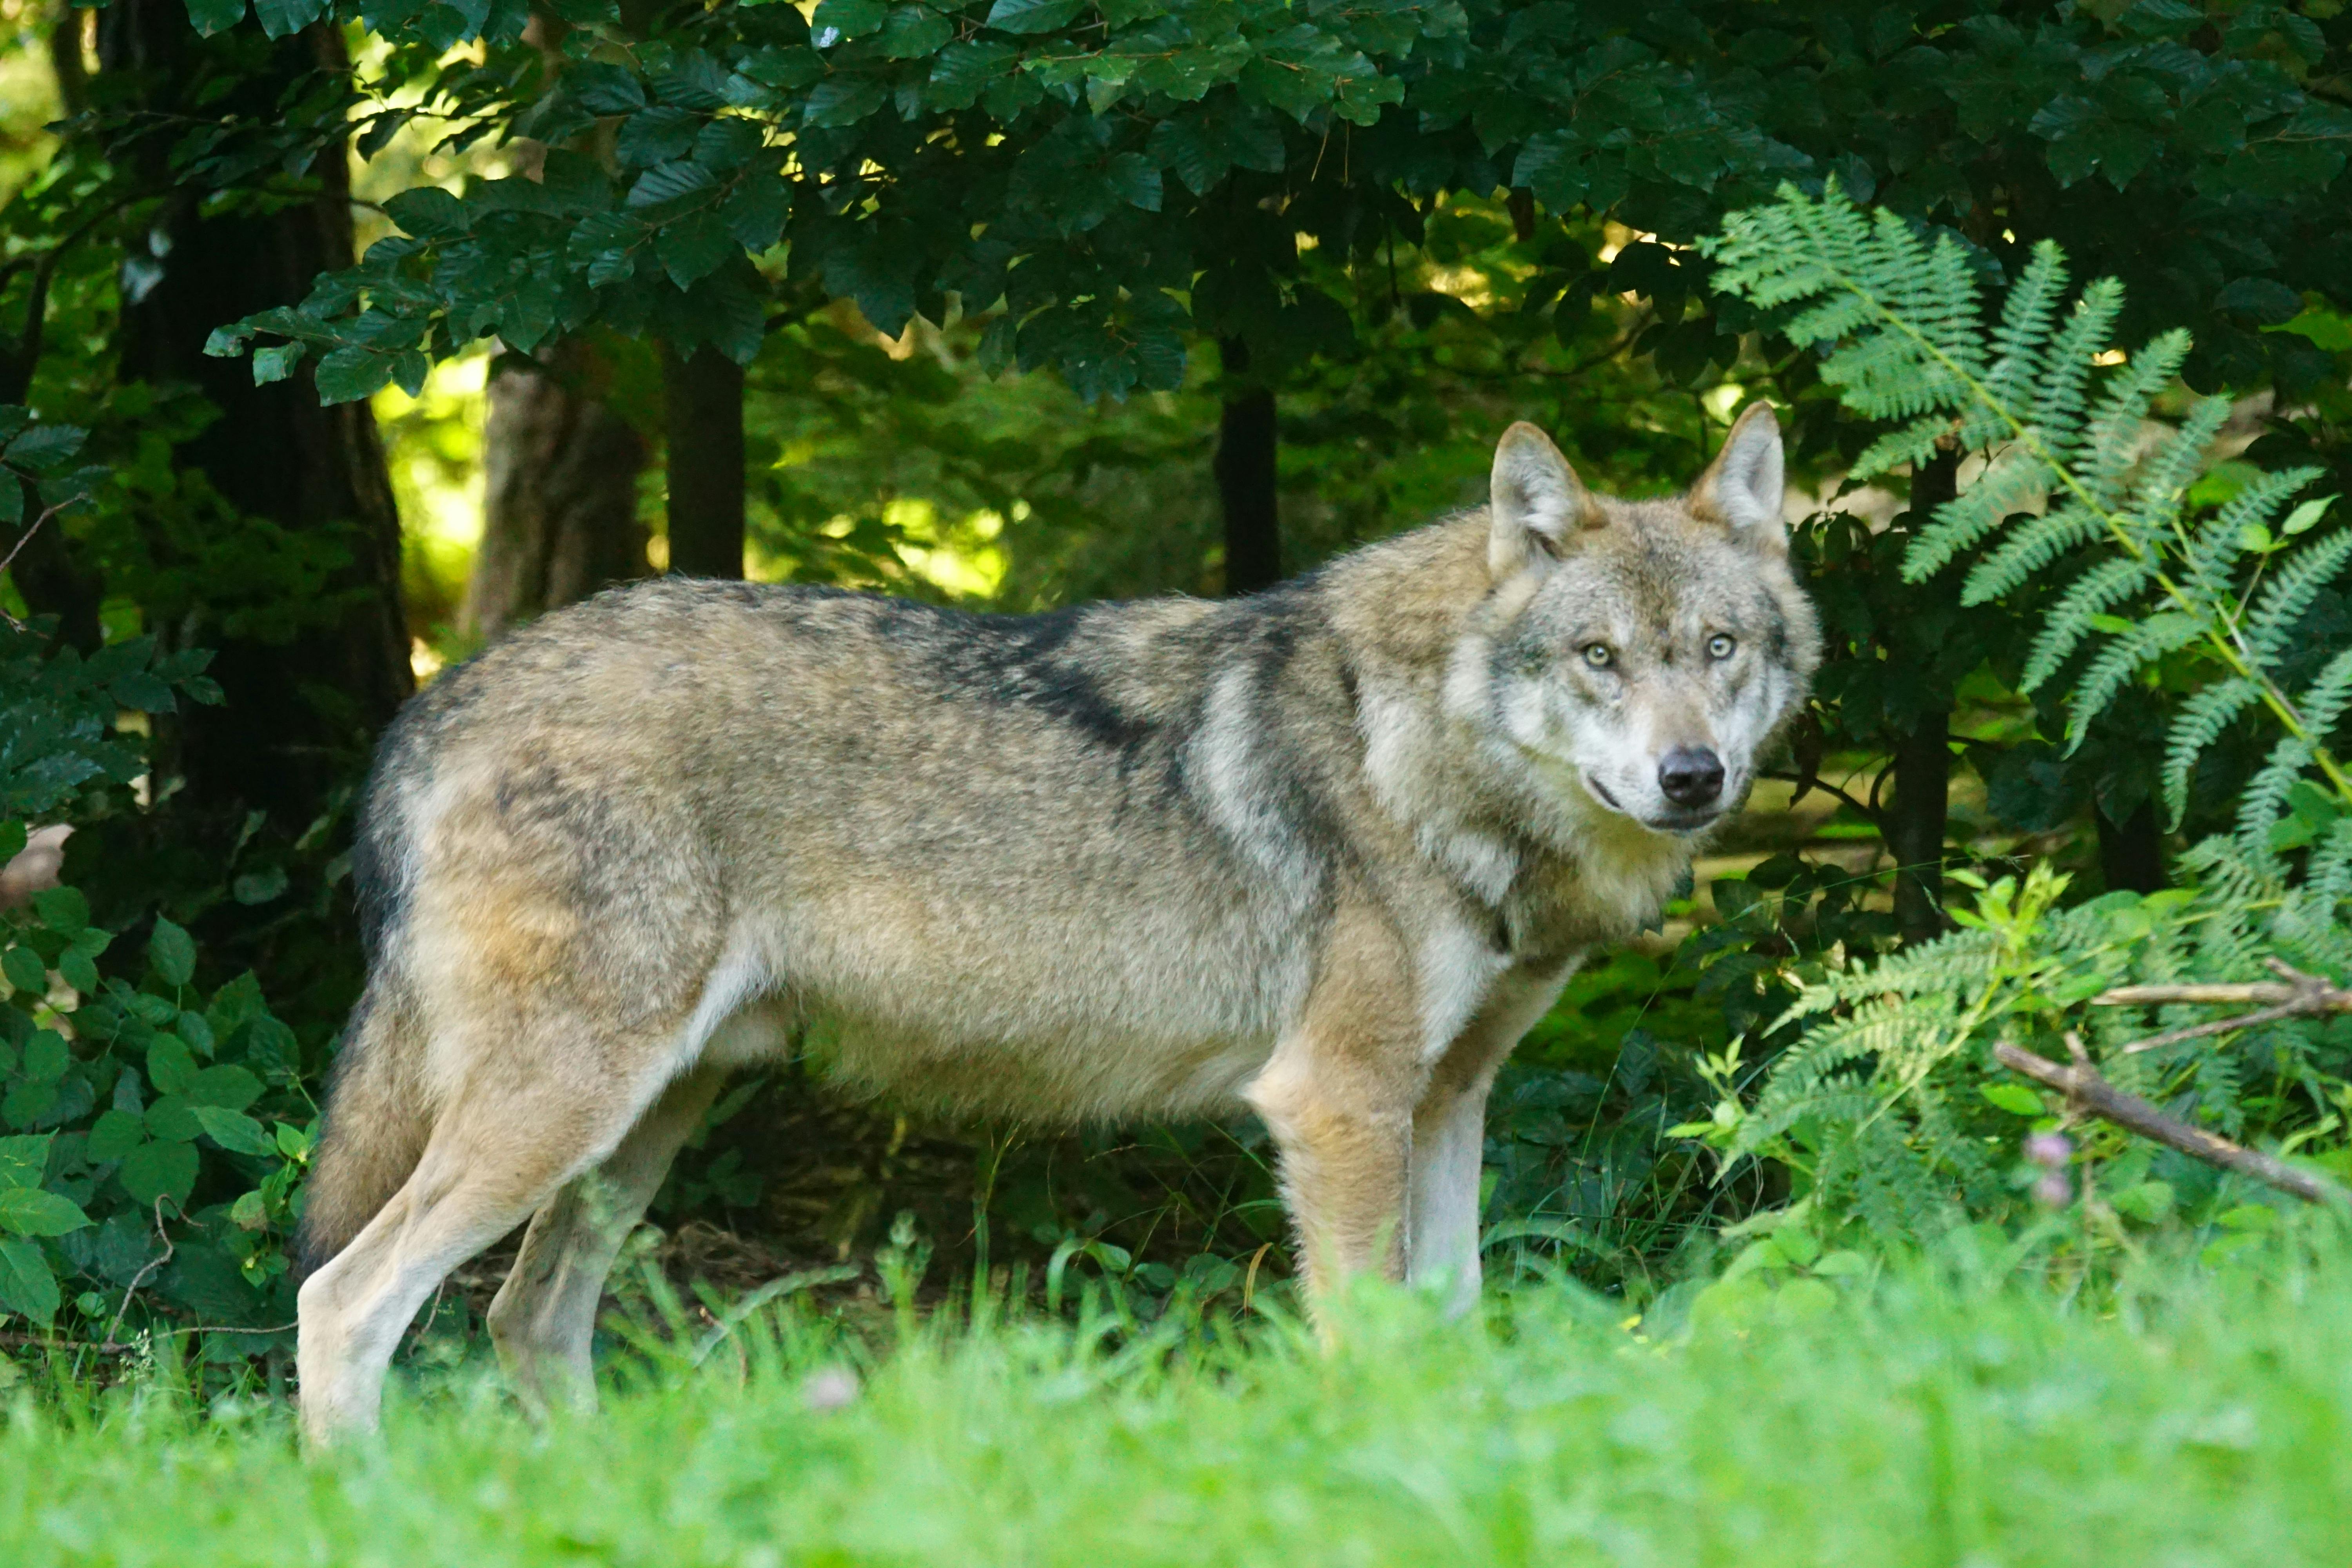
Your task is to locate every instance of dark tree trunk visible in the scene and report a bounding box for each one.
[99,5,410,822]
[1888,449,1959,944]
[661,343,744,579]
[2096,798,2167,894]
[463,340,649,641]
[1214,337,1280,596]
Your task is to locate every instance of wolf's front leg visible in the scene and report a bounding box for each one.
[1244,907,1424,1329]
[1407,960,1581,1317]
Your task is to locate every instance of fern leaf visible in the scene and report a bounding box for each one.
[2022,556,2160,691]
[2077,331,2192,513]
[1903,451,2050,583]
[2063,611,2207,753]
[2120,395,2232,548]
[2181,467,2327,611]
[2244,530,2352,666]
[2031,281,2124,470]
[1960,501,2106,604]
[2238,730,2317,860]
[1973,241,2070,437]
[2161,675,2262,826]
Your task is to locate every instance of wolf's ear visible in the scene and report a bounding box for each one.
[1689,403,1786,547]
[1489,422,1602,579]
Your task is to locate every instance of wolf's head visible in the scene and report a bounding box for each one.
[1472,404,1821,836]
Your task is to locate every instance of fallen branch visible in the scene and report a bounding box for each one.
[2096,958,2352,1054]
[1994,1033,2347,1208]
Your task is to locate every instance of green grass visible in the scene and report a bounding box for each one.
[8,1245,2352,1566]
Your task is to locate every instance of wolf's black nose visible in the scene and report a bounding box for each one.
[1658,747,1724,808]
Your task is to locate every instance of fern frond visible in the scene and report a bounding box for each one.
[1902,449,2050,581]
[1960,502,2106,605]
[2063,612,2207,753]
[2238,730,2317,860]
[2031,280,2124,470]
[2119,395,2232,549]
[2021,557,2161,691]
[1970,241,2069,442]
[2161,675,2262,826]
[2078,330,2192,513]
[2295,645,2352,744]
[2244,530,2352,666]
[2181,467,2328,610]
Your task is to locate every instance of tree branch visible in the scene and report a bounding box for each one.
[1995,1032,2347,1208]
[2095,958,2352,1055]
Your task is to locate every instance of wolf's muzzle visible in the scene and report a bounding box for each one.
[1657,747,1725,810]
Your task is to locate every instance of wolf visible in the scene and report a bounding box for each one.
[293,403,1818,1440]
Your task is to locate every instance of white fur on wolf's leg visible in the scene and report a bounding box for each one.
[487,1067,726,1417]
[1406,961,1579,1319]
[0,824,71,910]
[297,1172,529,1441]
[1406,1088,1490,1318]
[298,1083,657,1442]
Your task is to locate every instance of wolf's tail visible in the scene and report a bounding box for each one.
[294,976,433,1280]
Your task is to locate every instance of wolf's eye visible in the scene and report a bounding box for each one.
[1706,633,1737,661]
[1582,643,1613,669]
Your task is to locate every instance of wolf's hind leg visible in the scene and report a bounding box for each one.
[1406,961,1577,1318]
[296,1065,671,1444]
[486,1065,728,1417]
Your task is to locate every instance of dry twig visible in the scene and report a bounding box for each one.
[1995,1028,2347,1208]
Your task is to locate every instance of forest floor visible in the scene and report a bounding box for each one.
[7,1240,2350,1566]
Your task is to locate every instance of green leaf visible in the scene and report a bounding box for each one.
[0,1237,57,1325]
[878,4,953,58]
[192,1106,273,1155]
[276,1122,313,1159]
[54,948,95,996]
[657,211,735,288]
[313,347,397,406]
[720,176,792,251]
[0,1135,48,1191]
[0,474,19,530]
[252,0,326,40]
[2283,495,2337,536]
[568,63,647,115]
[149,916,196,988]
[187,1064,262,1112]
[20,1031,64,1085]
[2,425,87,474]
[615,106,701,169]
[384,186,470,239]
[626,160,718,208]
[86,1109,147,1163]
[145,1096,203,1144]
[0,1187,88,1238]
[801,77,888,128]
[812,0,887,41]
[28,886,85,935]
[984,0,1081,31]
[1982,1082,2045,1116]
[147,1034,198,1097]
[2,946,47,995]
[180,0,246,36]
[118,1140,198,1208]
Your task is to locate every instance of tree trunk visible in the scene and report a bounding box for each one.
[2096,798,2167,895]
[463,340,649,641]
[661,343,744,579]
[1888,449,1959,944]
[1214,337,1280,596]
[99,5,410,822]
